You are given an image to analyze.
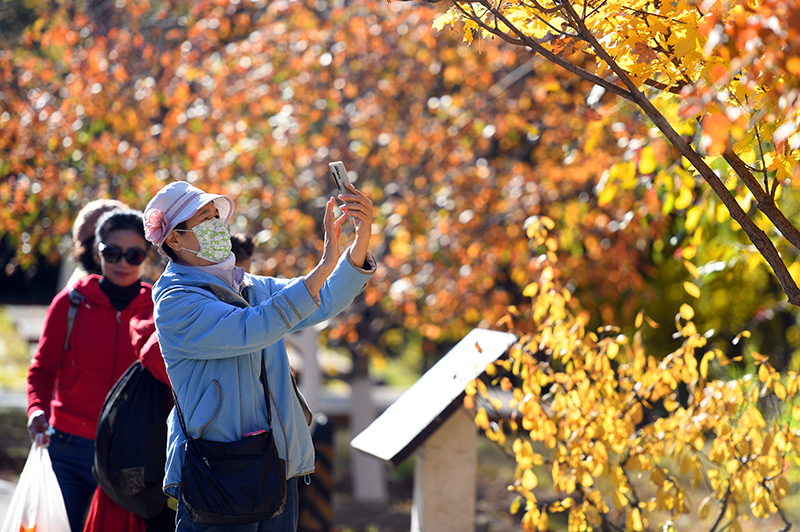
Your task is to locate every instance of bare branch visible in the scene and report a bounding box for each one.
[710,485,732,532]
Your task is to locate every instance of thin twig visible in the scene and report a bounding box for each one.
[709,485,732,532]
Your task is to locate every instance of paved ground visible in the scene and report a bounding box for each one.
[0,477,15,522]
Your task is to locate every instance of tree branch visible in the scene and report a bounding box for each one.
[554,0,800,305]
[462,0,637,103]
[722,149,800,252]
[435,0,800,304]
[709,484,732,532]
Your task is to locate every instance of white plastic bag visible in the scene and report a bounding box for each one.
[1,443,70,532]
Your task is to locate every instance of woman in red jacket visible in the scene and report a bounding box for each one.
[26,208,153,532]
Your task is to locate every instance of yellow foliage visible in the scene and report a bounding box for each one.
[471,252,800,531]
[683,281,701,298]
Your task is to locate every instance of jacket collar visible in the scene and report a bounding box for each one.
[72,274,152,310]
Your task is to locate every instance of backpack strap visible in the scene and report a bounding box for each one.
[63,288,85,351]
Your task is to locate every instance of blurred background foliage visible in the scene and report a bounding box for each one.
[1,0,799,375]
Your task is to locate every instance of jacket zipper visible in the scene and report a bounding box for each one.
[112,310,122,389]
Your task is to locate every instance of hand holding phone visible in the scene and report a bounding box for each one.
[329,161,355,221]
[326,160,373,270]
[329,161,351,197]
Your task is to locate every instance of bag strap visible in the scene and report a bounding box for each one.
[172,283,273,441]
[172,356,272,442]
[63,288,85,351]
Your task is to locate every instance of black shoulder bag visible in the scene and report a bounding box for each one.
[173,284,287,524]
[173,356,286,524]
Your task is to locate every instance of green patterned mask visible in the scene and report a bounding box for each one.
[180,218,232,263]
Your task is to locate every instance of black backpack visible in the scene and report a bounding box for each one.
[93,359,172,518]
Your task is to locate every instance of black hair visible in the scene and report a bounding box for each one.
[231,232,255,263]
[94,209,148,254]
[75,237,101,274]
[161,220,188,262]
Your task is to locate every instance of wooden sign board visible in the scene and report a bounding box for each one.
[350,328,517,466]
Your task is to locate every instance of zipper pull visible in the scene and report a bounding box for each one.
[203,457,211,469]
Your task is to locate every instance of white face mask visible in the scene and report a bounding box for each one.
[178,218,232,263]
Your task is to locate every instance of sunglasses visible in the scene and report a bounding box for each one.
[98,243,147,266]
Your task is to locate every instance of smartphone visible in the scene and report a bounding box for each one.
[329,161,351,197]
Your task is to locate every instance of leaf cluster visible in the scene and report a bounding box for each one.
[430,0,800,306]
[469,223,800,531]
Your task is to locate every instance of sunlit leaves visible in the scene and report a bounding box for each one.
[466,225,800,531]
[430,0,800,312]
[1,0,669,355]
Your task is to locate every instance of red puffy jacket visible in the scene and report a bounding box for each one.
[26,274,154,440]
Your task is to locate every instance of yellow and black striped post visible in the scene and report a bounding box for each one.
[298,414,334,532]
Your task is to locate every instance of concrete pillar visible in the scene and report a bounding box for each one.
[411,407,477,532]
[350,374,388,502]
[286,328,322,415]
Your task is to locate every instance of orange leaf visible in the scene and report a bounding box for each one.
[710,64,729,84]
[702,113,730,156]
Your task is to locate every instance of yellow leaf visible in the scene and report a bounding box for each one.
[685,205,703,230]
[608,342,620,360]
[475,408,489,429]
[613,489,628,509]
[674,185,693,210]
[759,364,770,383]
[680,303,695,321]
[684,260,700,279]
[465,380,477,396]
[597,182,618,206]
[635,310,644,329]
[700,351,715,379]
[630,507,644,531]
[683,281,701,298]
[510,496,522,515]
[521,469,538,490]
[523,283,539,298]
[639,146,657,174]
[432,10,459,31]
[537,510,549,531]
[774,381,786,401]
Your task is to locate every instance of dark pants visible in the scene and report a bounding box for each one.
[176,476,299,532]
[48,429,97,532]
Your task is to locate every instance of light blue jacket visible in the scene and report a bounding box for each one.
[153,250,375,497]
